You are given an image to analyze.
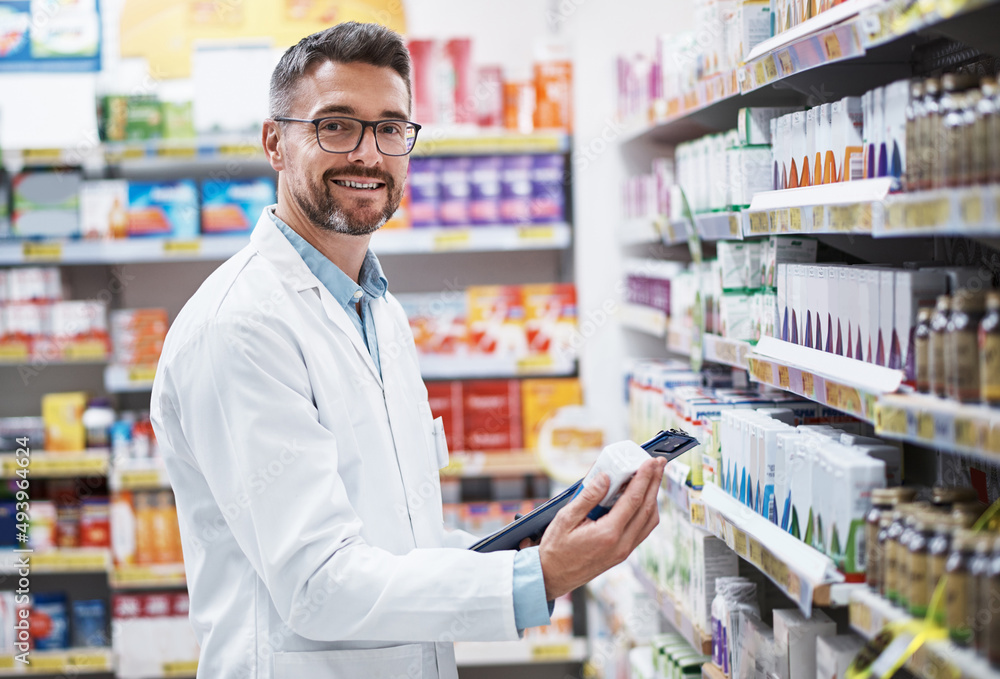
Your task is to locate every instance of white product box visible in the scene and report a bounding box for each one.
[719,242,751,290]
[812,266,827,351]
[777,263,789,341]
[730,146,773,207]
[786,433,813,540]
[691,529,741,631]
[812,441,835,554]
[845,268,860,359]
[759,420,792,520]
[745,240,763,290]
[855,268,878,363]
[774,430,800,529]
[773,609,837,679]
[738,0,772,61]
[805,107,818,186]
[711,134,728,211]
[832,97,864,182]
[790,111,807,188]
[832,266,850,356]
[737,107,801,146]
[884,79,910,182]
[802,266,816,349]
[80,179,129,239]
[817,103,833,184]
[790,264,805,345]
[816,634,866,679]
[831,445,886,573]
[872,86,886,178]
[893,270,948,375]
[721,291,754,341]
[776,114,792,189]
[878,269,896,367]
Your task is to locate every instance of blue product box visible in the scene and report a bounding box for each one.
[127,180,199,238]
[200,177,276,234]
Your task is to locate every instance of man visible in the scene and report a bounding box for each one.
[151,21,665,679]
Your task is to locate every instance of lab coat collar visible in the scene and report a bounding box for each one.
[250,208,384,387]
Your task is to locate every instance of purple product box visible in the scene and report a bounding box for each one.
[530,154,565,223]
[407,157,441,227]
[438,157,471,226]
[626,276,671,316]
[499,155,533,224]
[469,156,502,225]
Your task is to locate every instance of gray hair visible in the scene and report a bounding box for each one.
[269,22,412,118]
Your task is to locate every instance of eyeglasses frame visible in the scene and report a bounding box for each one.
[272,115,422,157]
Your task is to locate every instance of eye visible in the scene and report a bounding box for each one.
[380,122,402,135]
[320,120,344,132]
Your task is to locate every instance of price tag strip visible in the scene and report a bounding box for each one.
[875,393,997,462]
[746,357,878,424]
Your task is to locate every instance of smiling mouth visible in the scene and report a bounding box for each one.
[332,179,386,190]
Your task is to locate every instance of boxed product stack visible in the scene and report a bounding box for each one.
[110,490,183,567]
[112,593,199,679]
[0,477,111,551]
[11,170,83,239]
[0,591,108,652]
[110,309,169,368]
[623,258,684,317]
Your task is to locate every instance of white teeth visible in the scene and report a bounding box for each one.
[335,180,381,189]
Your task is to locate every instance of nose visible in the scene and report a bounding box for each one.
[346,124,383,166]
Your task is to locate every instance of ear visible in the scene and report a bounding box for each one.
[262,120,285,172]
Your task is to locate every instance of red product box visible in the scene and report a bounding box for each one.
[426,381,464,453]
[463,380,522,451]
[143,594,172,619]
[112,594,143,620]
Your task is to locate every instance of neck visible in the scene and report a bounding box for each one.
[274,198,371,284]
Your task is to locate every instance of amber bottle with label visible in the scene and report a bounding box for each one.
[947,290,987,403]
[929,295,951,397]
[945,529,979,646]
[907,512,935,617]
[980,292,1000,405]
[914,306,933,392]
[867,487,917,592]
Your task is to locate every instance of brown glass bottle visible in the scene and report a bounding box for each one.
[907,512,935,617]
[946,291,987,403]
[867,488,917,592]
[987,536,1000,668]
[928,514,957,626]
[929,295,951,397]
[914,306,933,392]
[972,536,993,657]
[945,529,978,646]
[980,292,1000,405]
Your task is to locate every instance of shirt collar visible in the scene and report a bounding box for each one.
[267,207,388,309]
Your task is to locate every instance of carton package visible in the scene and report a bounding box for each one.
[469,156,502,225]
[877,269,895,367]
[397,292,467,356]
[466,286,526,357]
[407,158,441,227]
[80,179,129,239]
[763,237,818,289]
[720,292,753,341]
[816,635,865,679]
[110,309,169,366]
[12,170,82,238]
[832,97,864,182]
[521,378,582,450]
[438,157,472,226]
[737,107,801,146]
[533,56,573,131]
[127,180,198,239]
[691,529,741,633]
[718,242,753,290]
[737,0,772,61]
[41,392,88,452]
[522,283,577,358]
[200,177,275,234]
[773,608,836,679]
[427,381,464,454]
[530,154,565,223]
[500,156,534,224]
[729,145,773,207]
[463,380,522,451]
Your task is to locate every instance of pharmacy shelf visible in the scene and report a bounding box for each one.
[370,223,571,255]
[0,341,109,365]
[695,211,745,241]
[110,563,187,590]
[696,484,862,616]
[630,561,713,656]
[417,354,576,380]
[110,458,171,491]
[625,0,1000,147]
[746,337,904,424]
[667,324,695,357]
[0,648,114,675]
[104,364,157,393]
[744,178,893,236]
[876,393,1000,463]
[620,217,666,246]
[702,334,753,371]
[454,637,587,667]
[702,661,727,679]
[0,450,110,478]
[620,303,669,338]
[410,129,570,157]
[849,587,997,679]
[441,451,543,477]
[0,548,111,574]
[0,235,250,266]
[877,184,1000,237]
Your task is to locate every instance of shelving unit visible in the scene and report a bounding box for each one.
[440,451,543,478]
[0,548,111,575]
[0,450,109,478]
[417,354,577,380]
[0,236,251,266]
[0,648,114,675]
[110,563,187,590]
[453,638,588,667]
[876,393,1000,463]
[630,561,713,656]
[371,223,571,254]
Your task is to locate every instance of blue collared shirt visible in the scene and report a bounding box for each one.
[268,209,551,630]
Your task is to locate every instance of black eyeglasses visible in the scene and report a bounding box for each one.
[273,115,421,156]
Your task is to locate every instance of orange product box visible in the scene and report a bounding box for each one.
[41,391,88,452]
[466,286,525,357]
[521,378,583,450]
[397,293,467,355]
[503,81,535,133]
[463,380,522,451]
[534,59,572,131]
[426,380,464,454]
[522,283,577,357]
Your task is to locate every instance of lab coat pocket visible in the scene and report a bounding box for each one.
[432,416,449,469]
[273,644,425,679]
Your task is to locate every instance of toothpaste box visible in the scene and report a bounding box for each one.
[200,177,275,234]
[407,157,440,227]
[127,180,198,239]
[438,156,472,226]
[12,170,82,238]
[531,154,565,223]
[500,155,533,224]
[469,156,502,225]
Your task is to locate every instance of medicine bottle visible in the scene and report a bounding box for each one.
[932,486,979,509]
[905,80,926,191]
[971,536,993,656]
[928,513,957,626]
[918,78,941,192]
[866,488,916,592]
[929,295,951,397]
[980,291,1000,405]
[914,306,933,392]
[945,529,978,646]
[988,536,1000,668]
[959,89,981,188]
[885,503,927,605]
[946,290,987,403]
[897,512,925,610]
[907,511,935,617]
[973,78,997,186]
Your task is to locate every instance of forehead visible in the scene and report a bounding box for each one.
[290,60,411,119]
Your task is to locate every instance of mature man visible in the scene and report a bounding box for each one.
[151,21,665,679]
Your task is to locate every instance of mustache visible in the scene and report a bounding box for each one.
[324,168,394,185]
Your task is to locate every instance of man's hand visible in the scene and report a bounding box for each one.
[537,457,667,600]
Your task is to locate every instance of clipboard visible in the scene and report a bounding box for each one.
[468,429,699,553]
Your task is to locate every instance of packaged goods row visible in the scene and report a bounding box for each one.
[405,154,565,227]
[399,283,577,361]
[110,490,183,567]
[112,593,198,679]
[427,378,581,452]
[0,592,108,652]
[442,499,547,537]
[0,478,110,551]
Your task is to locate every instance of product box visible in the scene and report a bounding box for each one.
[12,170,82,239]
[777,263,789,341]
[407,158,440,227]
[466,286,525,357]
[200,177,275,234]
[816,634,865,679]
[521,378,583,450]
[522,283,577,358]
[476,66,504,128]
[127,180,198,238]
[884,79,909,182]
[737,107,800,146]
[110,309,169,366]
[396,292,467,355]
[426,381,463,455]
[832,97,864,182]
[42,392,88,452]
[829,446,885,573]
[80,180,129,239]
[773,609,836,679]
[892,269,947,380]
[438,157,471,226]
[125,95,164,140]
[691,530,740,632]
[737,0,772,61]
[533,57,573,131]
[854,268,875,363]
[720,292,753,341]
[500,155,533,224]
[469,156,502,225]
[729,145,773,207]
[877,269,895,366]
[764,237,818,289]
[827,265,847,354]
[31,592,69,650]
[530,155,565,223]
[718,242,752,290]
[463,380,522,451]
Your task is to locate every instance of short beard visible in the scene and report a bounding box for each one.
[292,169,402,236]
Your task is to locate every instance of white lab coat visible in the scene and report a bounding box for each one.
[150,211,521,679]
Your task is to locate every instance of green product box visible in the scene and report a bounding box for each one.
[125,96,164,140]
[162,101,195,139]
[99,95,128,142]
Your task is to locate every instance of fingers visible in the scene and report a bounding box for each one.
[622,460,664,544]
[557,473,610,527]
[605,458,665,530]
[519,537,533,550]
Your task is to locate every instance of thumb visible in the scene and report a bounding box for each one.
[559,473,610,526]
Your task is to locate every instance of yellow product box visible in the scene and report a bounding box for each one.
[41,392,88,452]
[521,378,583,450]
[466,286,525,356]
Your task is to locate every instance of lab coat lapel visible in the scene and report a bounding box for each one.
[250,210,383,387]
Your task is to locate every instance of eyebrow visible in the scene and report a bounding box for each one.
[314,103,410,120]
